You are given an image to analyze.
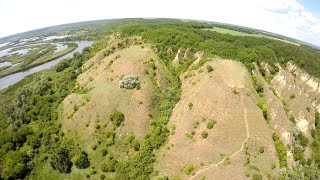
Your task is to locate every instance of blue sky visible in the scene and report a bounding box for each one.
[0,0,319,46]
[299,0,320,18]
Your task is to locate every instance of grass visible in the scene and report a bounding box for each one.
[203,27,300,46]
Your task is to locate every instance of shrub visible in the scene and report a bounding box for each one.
[100,148,108,156]
[119,75,140,89]
[223,157,231,165]
[136,83,141,90]
[1,151,29,180]
[182,164,197,175]
[252,173,262,180]
[206,119,216,129]
[27,135,40,149]
[306,107,310,112]
[150,62,157,70]
[289,114,296,124]
[100,155,117,172]
[74,151,90,169]
[131,139,140,151]
[201,131,208,138]
[105,129,116,146]
[293,147,305,164]
[272,132,287,168]
[200,176,206,180]
[124,135,140,151]
[55,60,69,72]
[251,76,264,93]
[257,100,269,121]
[298,133,309,147]
[50,147,72,173]
[100,174,106,179]
[193,121,199,129]
[188,102,193,110]
[108,110,125,127]
[259,146,264,153]
[92,144,97,150]
[290,94,296,99]
[206,65,213,72]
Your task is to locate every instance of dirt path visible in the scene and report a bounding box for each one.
[190,95,250,179]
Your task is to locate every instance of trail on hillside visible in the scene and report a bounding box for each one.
[190,95,250,179]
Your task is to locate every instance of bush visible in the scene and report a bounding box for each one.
[206,119,216,129]
[100,155,117,172]
[1,151,29,180]
[259,146,264,153]
[272,132,287,168]
[290,94,296,99]
[55,60,70,72]
[206,65,213,72]
[289,114,296,124]
[188,102,193,110]
[27,135,40,149]
[150,62,157,70]
[123,135,140,151]
[298,133,309,147]
[182,164,197,175]
[119,75,140,89]
[251,76,264,93]
[74,151,90,169]
[100,148,108,156]
[105,129,116,146]
[293,147,305,164]
[50,147,72,173]
[108,110,125,127]
[252,173,262,180]
[201,131,208,138]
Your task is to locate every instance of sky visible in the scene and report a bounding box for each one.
[0,0,319,46]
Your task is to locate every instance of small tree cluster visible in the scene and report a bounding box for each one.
[108,110,125,127]
[100,155,117,172]
[123,135,140,151]
[74,151,90,169]
[272,132,287,168]
[50,147,72,173]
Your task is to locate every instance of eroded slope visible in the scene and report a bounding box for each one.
[155,59,278,179]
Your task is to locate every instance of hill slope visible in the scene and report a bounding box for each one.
[1,19,320,180]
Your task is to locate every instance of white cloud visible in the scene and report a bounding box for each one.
[0,0,319,46]
[256,0,320,45]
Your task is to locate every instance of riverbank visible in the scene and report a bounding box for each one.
[0,43,78,78]
[0,41,93,90]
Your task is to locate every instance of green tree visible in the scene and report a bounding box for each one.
[1,151,29,180]
[100,155,117,172]
[50,147,72,173]
[108,110,125,127]
[74,151,90,169]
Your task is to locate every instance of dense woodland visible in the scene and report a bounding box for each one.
[1,19,320,179]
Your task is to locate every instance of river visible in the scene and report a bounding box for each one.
[0,41,93,90]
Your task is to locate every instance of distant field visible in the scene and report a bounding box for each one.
[204,27,300,46]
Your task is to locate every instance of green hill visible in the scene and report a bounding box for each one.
[1,19,320,180]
